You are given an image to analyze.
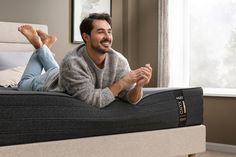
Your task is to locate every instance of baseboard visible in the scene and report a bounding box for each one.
[206,142,236,154]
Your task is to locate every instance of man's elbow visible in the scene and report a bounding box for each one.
[128,98,141,105]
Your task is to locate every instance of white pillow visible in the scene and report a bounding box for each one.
[0,66,25,87]
[0,52,32,70]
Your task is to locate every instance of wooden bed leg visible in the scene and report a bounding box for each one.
[188,154,196,157]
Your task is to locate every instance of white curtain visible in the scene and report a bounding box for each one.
[168,0,190,87]
[157,0,169,87]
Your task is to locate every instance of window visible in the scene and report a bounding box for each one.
[169,0,236,96]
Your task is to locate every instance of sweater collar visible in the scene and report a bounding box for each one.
[81,45,109,71]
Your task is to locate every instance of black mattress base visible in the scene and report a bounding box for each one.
[0,87,203,146]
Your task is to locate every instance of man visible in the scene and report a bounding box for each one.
[18,13,152,108]
[59,13,152,108]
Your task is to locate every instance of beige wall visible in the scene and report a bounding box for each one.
[138,0,158,87]
[0,0,236,145]
[204,97,236,145]
[122,0,158,87]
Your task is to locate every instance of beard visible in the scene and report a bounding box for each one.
[91,39,112,54]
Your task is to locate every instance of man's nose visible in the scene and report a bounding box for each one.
[104,31,112,38]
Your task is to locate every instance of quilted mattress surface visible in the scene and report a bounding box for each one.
[0,87,203,146]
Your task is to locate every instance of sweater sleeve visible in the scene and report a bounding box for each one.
[60,63,115,108]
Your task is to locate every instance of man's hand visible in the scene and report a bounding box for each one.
[126,64,152,104]
[109,64,152,103]
[136,64,152,87]
[120,68,143,88]
[121,64,152,88]
[109,69,141,97]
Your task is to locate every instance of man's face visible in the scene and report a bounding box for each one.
[86,20,113,54]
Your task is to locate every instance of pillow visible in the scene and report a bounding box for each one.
[0,66,25,87]
[0,52,32,70]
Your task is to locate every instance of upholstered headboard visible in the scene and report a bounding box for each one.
[0,22,48,51]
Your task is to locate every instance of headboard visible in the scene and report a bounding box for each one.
[0,22,48,52]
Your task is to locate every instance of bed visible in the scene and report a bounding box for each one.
[0,22,206,157]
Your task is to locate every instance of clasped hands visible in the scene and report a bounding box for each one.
[122,64,152,88]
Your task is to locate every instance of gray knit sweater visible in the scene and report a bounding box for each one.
[58,44,134,108]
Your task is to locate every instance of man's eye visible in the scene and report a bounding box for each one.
[98,31,104,34]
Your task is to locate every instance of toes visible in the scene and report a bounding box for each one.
[18,25,25,31]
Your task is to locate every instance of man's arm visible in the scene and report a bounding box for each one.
[126,85,143,104]
[109,64,152,104]
[60,67,115,108]
[127,64,152,104]
[109,69,141,96]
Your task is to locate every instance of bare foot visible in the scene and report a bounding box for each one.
[18,25,42,49]
[36,29,57,48]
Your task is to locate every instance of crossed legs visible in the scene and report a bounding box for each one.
[17,25,59,91]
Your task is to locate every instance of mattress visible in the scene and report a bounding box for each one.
[0,87,203,146]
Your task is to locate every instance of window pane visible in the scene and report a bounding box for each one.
[190,0,236,88]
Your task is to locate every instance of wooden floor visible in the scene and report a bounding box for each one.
[178,150,236,157]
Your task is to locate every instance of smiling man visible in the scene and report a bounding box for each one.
[59,13,152,108]
[17,13,152,108]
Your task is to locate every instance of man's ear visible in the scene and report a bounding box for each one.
[82,33,89,42]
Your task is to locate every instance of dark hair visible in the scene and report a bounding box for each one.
[80,13,112,43]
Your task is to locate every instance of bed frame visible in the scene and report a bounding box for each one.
[0,22,206,157]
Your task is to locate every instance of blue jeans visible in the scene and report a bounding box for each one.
[18,45,59,91]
